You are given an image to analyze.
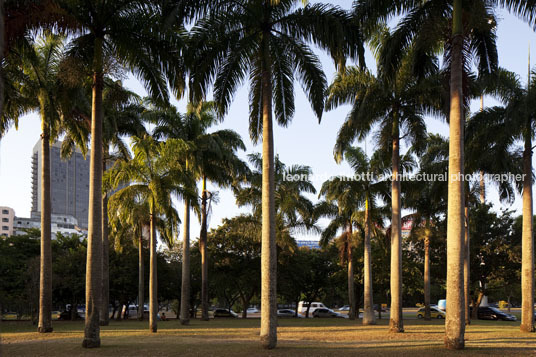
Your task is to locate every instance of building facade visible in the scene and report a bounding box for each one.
[13,213,85,238]
[31,140,90,229]
[0,206,15,237]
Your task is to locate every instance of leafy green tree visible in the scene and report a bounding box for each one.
[0,230,40,319]
[190,1,363,348]
[208,216,261,318]
[52,234,87,321]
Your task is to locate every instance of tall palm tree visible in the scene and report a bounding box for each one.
[99,81,145,326]
[466,71,535,331]
[106,135,193,333]
[316,147,387,324]
[3,33,87,334]
[405,135,448,321]
[62,79,146,326]
[357,0,536,347]
[190,1,362,347]
[53,1,186,346]
[151,102,246,324]
[325,33,439,331]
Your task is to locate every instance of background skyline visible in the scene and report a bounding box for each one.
[1,2,535,244]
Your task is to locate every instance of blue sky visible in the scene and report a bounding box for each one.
[1,2,535,243]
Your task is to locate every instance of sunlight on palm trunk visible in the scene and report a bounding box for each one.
[37,106,52,333]
[520,132,535,332]
[149,210,157,333]
[100,160,110,326]
[363,198,376,325]
[390,116,403,333]
[200,176,209,321]
[424,225,431,321]
[464,203,470,326]
[138,234,144,321]
[82,37,104,349]
[180,199,191,325]
[445,0,465,349]
[347,224,356,321]
[260,52,277,350]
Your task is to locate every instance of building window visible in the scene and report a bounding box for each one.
[2,209,8,214]
[2,218,8,222]
[2,226,8,230]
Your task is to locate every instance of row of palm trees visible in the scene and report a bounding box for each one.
[2,0,536,351]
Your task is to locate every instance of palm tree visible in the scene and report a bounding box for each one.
[151,102,248,324]
[357,0,536,347]
[3,33,87,334]
[235,153,318,249]
[99,81,145,326]
[325,32,439,331]
[316,147,387,324]
[52,1,187,346]
[190,1,362,347]
[106,135,193,333]
[466,71,535,331]
[404,135,448,321]
[62,78,146,326]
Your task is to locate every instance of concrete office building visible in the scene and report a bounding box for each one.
[31,140,90,229]
[13,213,85,237]
[0,206,15,237]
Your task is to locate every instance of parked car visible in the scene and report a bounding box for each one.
[312,308,347,318]
[339,305,350,311]
[416,307,446,319]
[277,309,304,318]
[474,306,517,321]
[213,308,238,318]
[246,307,259,314]
[298,301,328,315]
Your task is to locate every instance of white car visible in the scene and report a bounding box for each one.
[246,307,259,314]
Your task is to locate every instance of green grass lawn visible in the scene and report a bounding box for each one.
[1,318,535,356]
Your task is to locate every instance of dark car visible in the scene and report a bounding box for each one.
[213,308,238,318]
[312,308,347,318]
[476,306,517,321]
[277,309,304,318]
[58,310,83,320]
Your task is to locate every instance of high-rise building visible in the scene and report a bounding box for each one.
[31,140,90,229]
[0,206,15,237]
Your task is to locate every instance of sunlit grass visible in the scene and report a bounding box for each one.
[2,318,535,356]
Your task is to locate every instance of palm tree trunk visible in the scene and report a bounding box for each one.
[424,224,431,321]
[138,234,144,321]
[464,203,470,326]
[520,129,535,332]
[180,199,190,325]
[83,37,104,349]
[347,223,356,321]
[363,197,376,325]
[389,114,403,333]
[149,210,158,332]
[200,176,209,321]
[445,0,465,349]
[37,103,52,333]
[100,151,109,326]
[260,30,277,350]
